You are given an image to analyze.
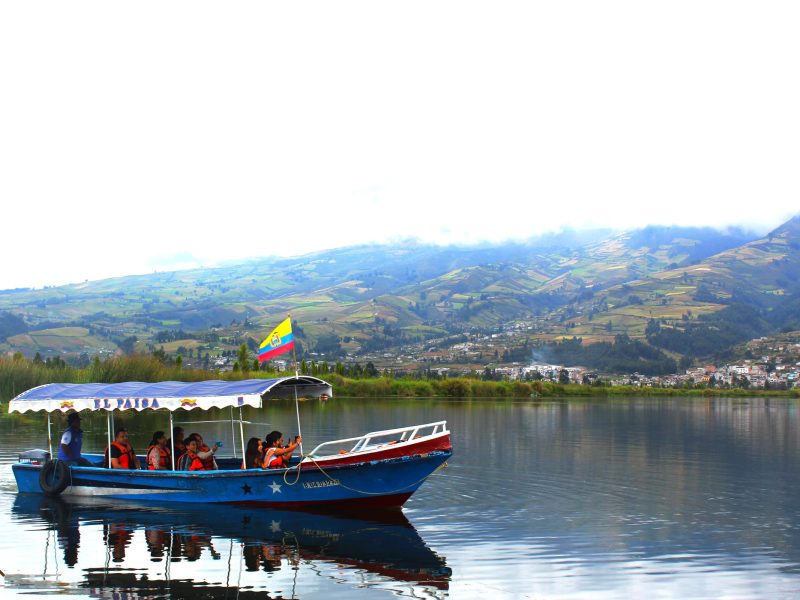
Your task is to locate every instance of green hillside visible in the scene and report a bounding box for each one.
[2,220,793,374]
[557,216,800,362]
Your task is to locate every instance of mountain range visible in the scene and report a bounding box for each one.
[2,216,799,374]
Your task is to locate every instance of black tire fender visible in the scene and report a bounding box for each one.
[39,460,70,496]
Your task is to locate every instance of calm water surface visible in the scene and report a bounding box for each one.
[1,397,800,599]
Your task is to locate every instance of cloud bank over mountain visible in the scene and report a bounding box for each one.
[2,2,798,289]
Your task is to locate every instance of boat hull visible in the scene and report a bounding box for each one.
[13,449,451,509]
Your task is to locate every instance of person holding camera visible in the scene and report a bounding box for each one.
[262,430,301,469]
[186,433,220,470]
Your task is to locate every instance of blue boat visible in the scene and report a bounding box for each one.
[9,377,452,510]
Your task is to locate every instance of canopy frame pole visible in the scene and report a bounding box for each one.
[230,407,237,459]
[106,412,112,468]
[47,413,53,459]
[293,382,304,456]
[110,412,115,467]
[238,408,246,469]
[169,411,176,471]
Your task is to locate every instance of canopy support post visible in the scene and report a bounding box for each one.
[47,413,53,459]
[238,408,246,469]
[106,412,112,468]
[169,411,176,471]
[230,407,237,459]
[293,379,304,457]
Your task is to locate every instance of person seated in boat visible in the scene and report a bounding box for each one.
[146,430,171,470]
[58,411,93,467]
[186,433,220,470]
[262,430,301,469]
[244,437,264,469]
[177,437,204,471]
[106,427,141,470]
[168,426,186,456]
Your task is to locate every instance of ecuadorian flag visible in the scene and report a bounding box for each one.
[258,317,295,363]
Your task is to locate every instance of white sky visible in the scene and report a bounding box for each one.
[1,1,798,290]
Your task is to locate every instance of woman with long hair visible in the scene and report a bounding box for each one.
[244,437,264,469]
[146,430,171,470]
[262,431,301,469]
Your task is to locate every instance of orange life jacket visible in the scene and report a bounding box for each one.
[264,448,286,469]
[177,450,204,471]
[147,444,171,470]
[105,441,136,469]
[198,444,216,471]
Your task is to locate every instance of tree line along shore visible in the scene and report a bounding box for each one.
[1,354,797,404]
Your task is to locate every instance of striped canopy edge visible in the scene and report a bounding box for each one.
[7,377,333,414]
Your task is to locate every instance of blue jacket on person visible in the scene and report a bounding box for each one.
[58,426,83,461]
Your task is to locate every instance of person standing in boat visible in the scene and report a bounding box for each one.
[146,430,171,470]
[58,412,93,467]
[106,428,141,469]
[262,431,301,469]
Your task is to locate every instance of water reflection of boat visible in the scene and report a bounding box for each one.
[11,495,451,597]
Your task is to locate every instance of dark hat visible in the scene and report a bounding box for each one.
[67,412,81,423]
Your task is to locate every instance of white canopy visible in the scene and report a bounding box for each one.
[8,377,333,414]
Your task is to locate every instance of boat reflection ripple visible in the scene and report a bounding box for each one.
[7,494,451,599]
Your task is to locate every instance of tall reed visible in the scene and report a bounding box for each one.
[1,355,796,402]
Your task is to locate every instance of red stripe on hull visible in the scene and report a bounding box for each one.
[303,434,452,469]
[301,553,450,588]
[230,491,413,511]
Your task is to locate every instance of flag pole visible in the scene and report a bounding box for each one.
[290,314,304,457]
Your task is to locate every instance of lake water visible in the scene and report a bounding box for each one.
[2,397,800,599]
